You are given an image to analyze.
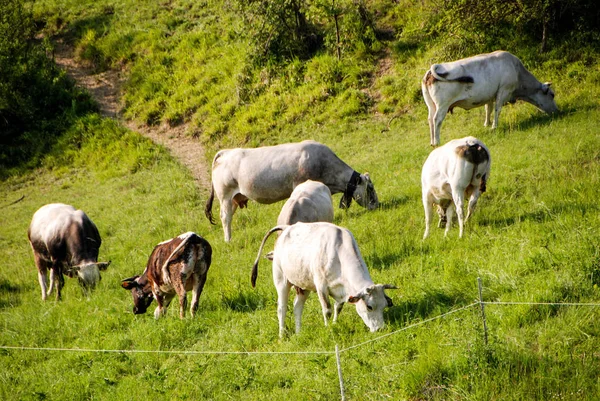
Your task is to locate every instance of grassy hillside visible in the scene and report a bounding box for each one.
[1,0,600,400]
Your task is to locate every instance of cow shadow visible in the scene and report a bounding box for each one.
[0,279,22,309]
[221,290,267,313]
[378,195,410,211]
[478,201,596,229]
[385,288,470,327]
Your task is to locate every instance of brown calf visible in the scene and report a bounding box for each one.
[121,232,212,319]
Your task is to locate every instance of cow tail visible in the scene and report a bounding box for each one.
[162,234,195,285]
[251,225,287,288]
[205,183,216,225]
[205,151,225,225]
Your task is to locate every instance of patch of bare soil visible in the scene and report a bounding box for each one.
[52,41,210,190]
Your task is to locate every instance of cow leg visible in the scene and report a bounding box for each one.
[190,272,208,318]
[493,91,511,129]
[293,289,309,334]
[451,190,466,238]
[466,190,481,223]
[333,301,344,323]
[423,192,434,239]
[422,84,437,146]
[153,292,174,319]
[432,107,448,147]
[33,253,50,301]
[315,285,332,326]
[484,102,493,127]
[178,292,188,319]
[52,265,65,301]
[444,203,455,237]
[273,263,291,337]
[220,199,237,243]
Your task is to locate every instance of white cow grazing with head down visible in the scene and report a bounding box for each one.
[422,136,491,239]
[251,222,396,337]
[277,180,334,226]
[205,140,378,242]
[422,50,558,146]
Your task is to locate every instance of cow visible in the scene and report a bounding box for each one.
[422,50,558,146]
[205,140,379,242]
[277,180,334,226]
[121,232,212,319]
[251,222,396,337]
[421,136,491,239]
[27,203,110,301]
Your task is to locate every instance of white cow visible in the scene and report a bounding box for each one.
[251,222,396,337]
[422,136,491,238]
[205,140,378,242]
[277,180,334,226]
[422,50,558,146]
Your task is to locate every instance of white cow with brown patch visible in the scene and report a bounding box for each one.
[422,136,491,238]
[422,50,558,146]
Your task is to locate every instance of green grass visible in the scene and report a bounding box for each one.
[2,0,600,399]
[1,92,599,399]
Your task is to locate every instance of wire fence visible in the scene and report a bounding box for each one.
[2,277,600,400]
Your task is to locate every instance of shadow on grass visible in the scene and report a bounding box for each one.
[479,201,598,228]
[378,195,410,211]
[0,279,22,309]
[221,290,267,313]
[385,287,470,328]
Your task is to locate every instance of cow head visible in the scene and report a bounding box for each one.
[530,82,558,114]
[348,284,397,332]
[352,173,379,210]
[121,275,153,314]
[65,261,111,293]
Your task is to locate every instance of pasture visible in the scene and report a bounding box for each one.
[1,94,600,399]
[2,0,600,399]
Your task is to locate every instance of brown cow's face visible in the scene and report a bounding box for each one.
[121,276,154,314]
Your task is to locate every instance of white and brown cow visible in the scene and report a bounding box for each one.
[422,136,491,238]
[205,140,378,242]
[422,50,558,146]
[28,203,110,301]
[277,180,334,226]
[251,222,396,337]
[121,232,212,319]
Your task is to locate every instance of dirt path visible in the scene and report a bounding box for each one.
[52,42,211,191]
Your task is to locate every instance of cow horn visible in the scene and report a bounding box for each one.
[382,284,398,290]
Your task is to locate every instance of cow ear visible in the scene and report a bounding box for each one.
[98,261,111,271]
[121,276,139,290]
[385,295,393,308]
[348,295,361,303]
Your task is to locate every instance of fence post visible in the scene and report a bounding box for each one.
[335,344,346,401]
[477,277,489,345]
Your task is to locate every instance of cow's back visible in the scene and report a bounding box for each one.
[214,141,341,204]
[274,222,367,290]
[28,204,100,263]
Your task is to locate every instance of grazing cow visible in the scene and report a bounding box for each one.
[121,232,212,319]
[277,180,334,226]
[205,140,379,242]
[422,50,558,146]
[28,203,110,301]
[422,136,491,239]
[251,222,396,337]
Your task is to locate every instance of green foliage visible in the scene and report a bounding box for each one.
[0,0,95,177]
